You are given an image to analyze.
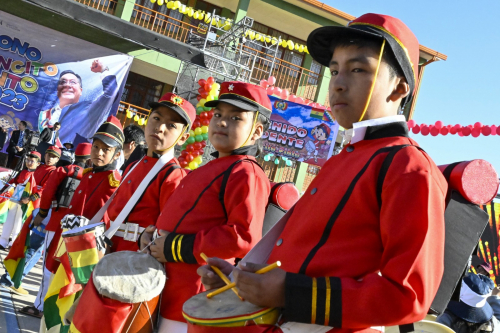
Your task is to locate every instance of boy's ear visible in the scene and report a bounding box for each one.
[112,150,122,161]
[177,131,190,146]
[252,122,264,140]
[389,77,410,102]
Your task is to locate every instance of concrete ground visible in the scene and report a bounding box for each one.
[0,223,43,333]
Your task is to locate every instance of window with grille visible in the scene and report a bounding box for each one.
[308,60,322,85]
[121,72,165,109]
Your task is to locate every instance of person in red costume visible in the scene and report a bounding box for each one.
[41,116,124,332]
[0,151,42,250]
[197,13,448,333]
[24,143,92,317]
[106,93,194,253]
[139,81,272,333]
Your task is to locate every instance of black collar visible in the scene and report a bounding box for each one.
[211,145,258,159]
[93,158,118,173]
[364,122,409,141]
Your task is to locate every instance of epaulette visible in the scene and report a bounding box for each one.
[83,168,93,175]
[108,170,120,188]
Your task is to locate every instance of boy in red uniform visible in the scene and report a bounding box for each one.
[105,93,194,252]
[198,14,448,333]
[140,81,272,332]
[0,151,42,250]
[41,116,124,332]
[17,143,92,317]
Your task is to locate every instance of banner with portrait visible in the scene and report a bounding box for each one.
[262,96,340,167]
[0,11,132,147]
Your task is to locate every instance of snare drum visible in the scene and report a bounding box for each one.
[62,223,105,284]
[183,290,279,328]
[69,251,166,333]
[9,185,25,204]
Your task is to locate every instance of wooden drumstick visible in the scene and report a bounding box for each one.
[200,253,242,300]
[206,261,281,299]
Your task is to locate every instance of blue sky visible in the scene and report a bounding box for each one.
[324,0,499,178]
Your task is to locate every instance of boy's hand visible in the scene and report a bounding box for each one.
[149,230,169,263]
[197,257,234,290]
[233,262,286,308]
[139,225,156,254]
[33,214,44,227]
[20,197,29,204]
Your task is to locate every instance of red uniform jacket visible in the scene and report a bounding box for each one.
[30,164,57,207]
[66,168,121,228]
[155,149,270,322]
[108,155,187,252]
[7,169,33,186]
[265,123,448,332]
[42,163,86,232]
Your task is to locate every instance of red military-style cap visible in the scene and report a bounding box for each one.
[27,151,41,160]
[75,142,92,158]
[149,93,197,130]
[205,81,272,119]
[46,146,61,158]
[307,13,419,105]
[92,115,125,148]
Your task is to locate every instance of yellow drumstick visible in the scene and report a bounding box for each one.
[200,253,242,300]
[206,261,281,299]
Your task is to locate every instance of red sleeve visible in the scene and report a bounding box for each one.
[158,167,188,209]
[283,147,448,328]
[32,169,56,201]
[163,162,269,265]
[39,167,68,212]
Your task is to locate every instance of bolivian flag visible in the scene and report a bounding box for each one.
[0,187,15,224]
[65,232,101,284]
[3,174,37,288]
[310,107,335,122]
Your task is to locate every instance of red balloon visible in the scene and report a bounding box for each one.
[185,153,194,162]
[198,79,207,87]
[407,119,415,129]
[412,125,420,134]
[491,125,497,135]
[440,127,449,135]
[193,121,201,129]
[186,144,195,152]
[191,150,199,158]
[467,125,473,129]
[196,95,202,101]
[204,83,213,92]
[462,127,471,136]
[178,156,186,163]
[201,141,207,148]
[207,111,214,119]
[497,126,500,135]
[193,142,202,150]
[421,126,430,136]
[200,91,208,98]
[458,131,464,137]
[454,124,461,129]
[450,126,457,135]
[471,128,480,137]
[198,87,206,95]
[482,126,491,136]
[201,119,210,126]
[207,77,215,84]
[181,150,189,156]
[430,126,439,136]
[434,121,443,129]
[180,160,188,168]
[474,122,482,128]
[198,149,204,155]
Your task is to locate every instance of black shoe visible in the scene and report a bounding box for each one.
[0,245,6,251]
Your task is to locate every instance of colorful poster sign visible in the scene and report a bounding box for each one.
[262,96,339,167]
[0,11,132,146]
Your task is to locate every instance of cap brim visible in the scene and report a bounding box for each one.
[205,97,272,118]
[447,300,493,324]
[27,154,40,160]
[92,134,121,148]
[149,101,191,127]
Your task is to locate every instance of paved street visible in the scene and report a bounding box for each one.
[0,223,43,333]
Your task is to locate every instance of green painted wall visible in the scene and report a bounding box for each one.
[293,162,308,191]
[315,66,330,105]
[235,0,251,23]
[114,0,136,21]
[128,49,182,73]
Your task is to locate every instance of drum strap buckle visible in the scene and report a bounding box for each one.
[123,222,140,242]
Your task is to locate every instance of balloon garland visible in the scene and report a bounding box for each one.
[177,77,217,170]
[259,76,330,110]
[125,110,147,126]
[244,31,309,54]
[408,120,500,137]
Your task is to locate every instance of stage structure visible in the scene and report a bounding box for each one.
[173,13,282,159]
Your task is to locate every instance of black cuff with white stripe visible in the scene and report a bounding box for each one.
[163,232,197,264]
[283,273,342,327]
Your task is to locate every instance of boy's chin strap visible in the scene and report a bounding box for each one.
[157,126,187,153]
[240,111,259,148]
[358,39,386,123]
